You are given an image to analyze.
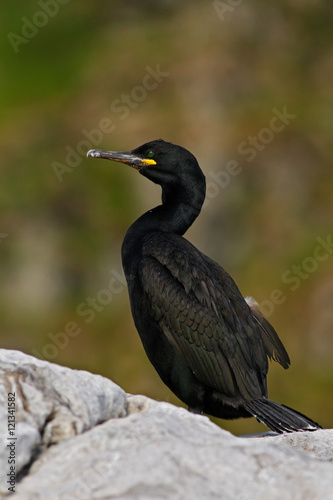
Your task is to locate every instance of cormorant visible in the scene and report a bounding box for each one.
[87,139,321,433]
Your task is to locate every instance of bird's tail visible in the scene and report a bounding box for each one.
[244,398,322,433]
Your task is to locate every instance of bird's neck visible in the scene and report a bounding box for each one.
[121,187,205,275]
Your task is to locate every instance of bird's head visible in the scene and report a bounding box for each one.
[87,139,206,205]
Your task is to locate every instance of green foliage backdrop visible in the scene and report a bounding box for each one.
[1,0,333,434]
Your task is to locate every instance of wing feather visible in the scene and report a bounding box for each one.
[245,296,290,369]
[140,233,268,400]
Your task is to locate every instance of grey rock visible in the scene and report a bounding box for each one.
[0,349,127,496]
[255,429,333,461]
[0,350,332,500]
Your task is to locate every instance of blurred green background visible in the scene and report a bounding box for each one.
[1,0,332,434]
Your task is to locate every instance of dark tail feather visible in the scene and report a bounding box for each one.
[244,398,322,434]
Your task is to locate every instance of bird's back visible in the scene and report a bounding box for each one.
[126,231,273,410]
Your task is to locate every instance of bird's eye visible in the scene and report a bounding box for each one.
[147,151,155,158]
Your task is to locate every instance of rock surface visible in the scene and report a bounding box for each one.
[0,349,332,500]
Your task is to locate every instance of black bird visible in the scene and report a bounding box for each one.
[87,139,321,433]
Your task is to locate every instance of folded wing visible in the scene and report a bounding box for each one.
[139,232,276,401]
